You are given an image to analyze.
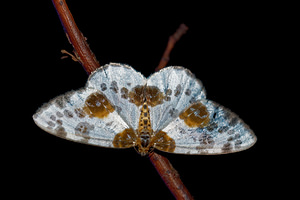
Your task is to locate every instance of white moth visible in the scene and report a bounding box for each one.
[33,63,256,155]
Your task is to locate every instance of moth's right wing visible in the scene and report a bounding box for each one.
[146,66,206,131]
[161,100,257,155]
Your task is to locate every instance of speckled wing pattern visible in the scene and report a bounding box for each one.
[147,67,206,131]
[146,67,256,154]
[33,63,145,148]
[33,63,256,154]
[87,63,146,130]
[162,100,256,154]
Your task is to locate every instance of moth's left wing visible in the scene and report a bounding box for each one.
[160,100,257,155]
[33,88,130,148]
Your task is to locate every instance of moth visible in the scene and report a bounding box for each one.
[33,63,256,155]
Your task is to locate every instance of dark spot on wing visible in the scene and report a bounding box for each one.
[206,122,218,132]
[55,126,67,138]
[100,83,107,91]
[164,96,171,101]
[222,142,232,152]
[74,108,86,118]
[50,115,56,121]
[56,120,63,126]
[115,106,122,113]
[75,122,94,135]
[63,109,73,118]
[110,81,119,93]
[55,95,65,109]
[235,140,242,147]
[55,111,63,118]
[47,121,55,127]
[168,108,178,118]
[174,84,182,97]
[121,87,129,99]
[185,89,191,96]
[229,117,239,127]
[165,89,172,96]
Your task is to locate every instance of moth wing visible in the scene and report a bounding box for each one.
[146,66,206,131]
[88,63,146,130]
[161,100,257,155]
[33,87,131,148]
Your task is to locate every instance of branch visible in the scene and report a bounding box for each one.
[51,1,192,199]
[155,24,188,72]
[149,153,193,200]
[52,0,100,74]
[150,24,193,200]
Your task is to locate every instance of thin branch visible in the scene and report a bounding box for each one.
[155,24,189,72]
[51,0,192,199]
[150,23,193,200]
[52,0,100,74]
[149,153,194,200]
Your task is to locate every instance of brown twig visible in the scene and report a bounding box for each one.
[51,0,192,199]
[149,153,194,200]
[150,23,193,200]
[155,24,189,72]
[52,0,100,74]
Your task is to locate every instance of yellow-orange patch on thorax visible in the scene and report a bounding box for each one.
[135,102,153,155]
[138,102,152,132]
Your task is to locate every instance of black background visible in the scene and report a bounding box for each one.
[11,1,284,199]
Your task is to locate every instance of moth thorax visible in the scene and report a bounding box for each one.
[137,102,153,156]
[136,128,154,156]
[139,131,151,148]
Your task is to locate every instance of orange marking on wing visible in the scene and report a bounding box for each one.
[128,85,165,107]
[113,128,137,148]
[83,92,115,118]
[128,85,145,106]
[145,86,165,107]
[179,102,210,128]
[151,130,176,153]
